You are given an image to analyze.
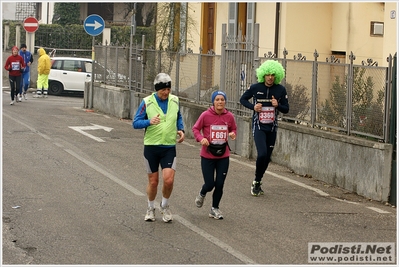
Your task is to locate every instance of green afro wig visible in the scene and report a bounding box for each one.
[256,60,285,84]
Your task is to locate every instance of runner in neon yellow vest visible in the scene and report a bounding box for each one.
[133,73,185,223]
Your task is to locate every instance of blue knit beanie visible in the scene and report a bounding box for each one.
[211,91,227,103]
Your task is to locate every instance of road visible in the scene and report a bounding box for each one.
[2,89,396,265]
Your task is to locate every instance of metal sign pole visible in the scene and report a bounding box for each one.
[90,36,95,109]
[129,3,136,91]
[27,33,31,53]
[83,14,104,109]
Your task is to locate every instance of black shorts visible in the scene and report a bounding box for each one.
[144,146,177,173]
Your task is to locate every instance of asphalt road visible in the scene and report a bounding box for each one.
[2,88,397,265]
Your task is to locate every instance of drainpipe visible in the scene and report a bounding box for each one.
[47,2,49,24]
[274,3,280,57]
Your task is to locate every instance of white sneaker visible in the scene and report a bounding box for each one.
[195,193,205,208]
[18,96,22,102]
[10,101,14,105]
[159,204,173,223]
[23,93,27,100]
[144,207,155,222]
[209,207,224,220]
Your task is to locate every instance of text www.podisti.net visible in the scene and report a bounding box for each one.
[308,242,395,264]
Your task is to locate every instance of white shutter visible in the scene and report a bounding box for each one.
[246,3,255,42]
[228,3,237,37]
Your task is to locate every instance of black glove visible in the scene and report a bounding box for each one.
[20,68,24,73]
[8,67,12,71]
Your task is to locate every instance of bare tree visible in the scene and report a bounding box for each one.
[120,3,156,26]
[155,3,197,52]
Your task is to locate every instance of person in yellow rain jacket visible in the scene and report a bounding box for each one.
[35,47,51,98]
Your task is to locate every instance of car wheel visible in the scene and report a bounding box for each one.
[49,81,64,95]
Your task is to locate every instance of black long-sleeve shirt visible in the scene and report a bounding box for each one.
[240,82,289,132]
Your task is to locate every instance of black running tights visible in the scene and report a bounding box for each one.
[254,129,277,181]
[9,75,21,101]
[200,156,229,209]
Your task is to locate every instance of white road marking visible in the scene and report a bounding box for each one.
[331,197,360,205]
[367,207,392,214]
[64,148,145,197]
[174,215,257,264]
[68,124,113,142]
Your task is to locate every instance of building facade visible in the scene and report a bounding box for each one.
[3,2,396,67]
[189,2,397,67]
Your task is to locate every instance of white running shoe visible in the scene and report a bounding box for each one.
[10,101,14,105]
[23,93,27,100]
[144,207,155,222]
[18,96,22,102]
[195,193,205,208]
[159,204,173,222]
[209,207,223,220]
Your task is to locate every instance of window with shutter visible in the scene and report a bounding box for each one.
[228,3,238,38]
[246,3,255,42]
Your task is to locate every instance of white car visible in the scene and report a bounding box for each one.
[48,57,92,95]
[48,57,127,95]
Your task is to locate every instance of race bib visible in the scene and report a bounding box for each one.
[210,125,228,144]
[259,106,275,124]
[11,62,20,71]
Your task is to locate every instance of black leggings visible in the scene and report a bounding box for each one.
[200,156,229,209]
[254,129,277,181]
[9,75,21,101]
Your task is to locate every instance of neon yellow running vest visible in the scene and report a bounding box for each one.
[143,93,180,145]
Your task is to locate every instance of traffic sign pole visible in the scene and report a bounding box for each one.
[92,37,95,61]
[90,36,95,109]
[83,14,105,109]
[27,33,33,54]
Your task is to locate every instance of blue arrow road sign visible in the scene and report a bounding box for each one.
[84,14,105,36]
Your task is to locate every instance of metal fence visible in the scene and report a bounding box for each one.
[266,52,392,142]
[93,26,395,143]
[4,22,395,143]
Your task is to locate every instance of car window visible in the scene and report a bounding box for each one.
[51,60,62,70]
[62,60,82,72]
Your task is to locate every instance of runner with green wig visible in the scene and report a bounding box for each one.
[256,60,285,84]
[240,60,289,196]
